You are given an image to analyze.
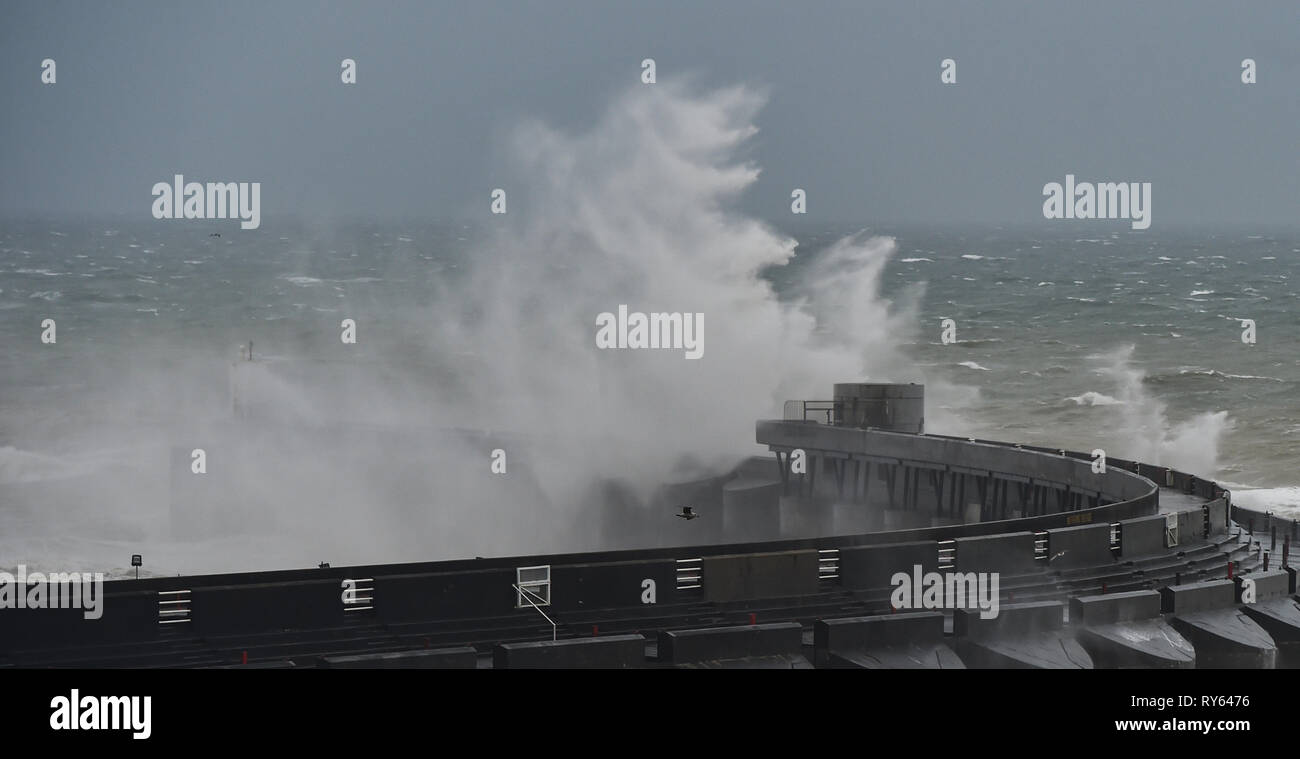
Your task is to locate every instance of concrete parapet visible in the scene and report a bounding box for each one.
[953,532,1038,574]
[191,580,341,636]
[1118,514,1168,557]
[837,541,939,590]
[1046,523,1115,569]
[701,550,818,602]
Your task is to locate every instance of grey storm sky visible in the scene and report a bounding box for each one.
[1,0,1296,227]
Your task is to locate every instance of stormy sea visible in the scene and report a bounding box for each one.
[2,85,1296,578]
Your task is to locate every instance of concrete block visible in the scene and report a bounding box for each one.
[954,601,1063,640]
[658,622,802,664]
[1236,570,1291,602]
[1070,591,1161,626]
[1160,579,1235,615]
[814,612,943,651]
[493,635,645,669]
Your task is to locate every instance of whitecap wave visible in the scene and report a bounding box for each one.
[1067,391,1122,406]
[1230,486,1300,521]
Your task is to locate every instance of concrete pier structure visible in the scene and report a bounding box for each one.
[4,382,1286,669]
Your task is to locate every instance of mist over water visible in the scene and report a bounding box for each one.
[1086,345,1234,478]
[0,81,941,576]
[434,82,933,503]
[2,80,1294,576]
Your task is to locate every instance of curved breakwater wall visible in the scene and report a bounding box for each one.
[0,424,1251,654]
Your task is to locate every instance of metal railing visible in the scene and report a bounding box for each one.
[158,589,191,626]
[1033,531,1049,562]
[817,549,839,582]
[783,398,898,426]
[785,400,839,424]
[675,557,702,592]
[937,540,956,570]
[342,577,374,613]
